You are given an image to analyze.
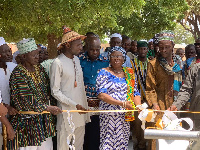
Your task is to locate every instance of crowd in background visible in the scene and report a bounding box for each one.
[0,26,200,150]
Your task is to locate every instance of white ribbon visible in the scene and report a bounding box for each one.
[67,111,76,150]
[138,103,157,130]
[162,110,193,131]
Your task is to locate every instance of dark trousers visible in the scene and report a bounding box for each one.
[83,115,100,150]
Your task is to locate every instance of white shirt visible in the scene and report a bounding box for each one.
[50,54,89,131]
[0,62,16,133]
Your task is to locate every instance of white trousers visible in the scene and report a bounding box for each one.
[57,122,85,150]
[19,137,53,150]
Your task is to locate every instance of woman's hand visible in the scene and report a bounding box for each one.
[125,101,134,110]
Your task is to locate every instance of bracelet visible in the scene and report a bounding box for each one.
[122,102,124,108]
[124,101,127,108]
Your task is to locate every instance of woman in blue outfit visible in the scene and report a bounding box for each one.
[96,46,141,150]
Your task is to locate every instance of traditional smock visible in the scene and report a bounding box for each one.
[8,65,56,150]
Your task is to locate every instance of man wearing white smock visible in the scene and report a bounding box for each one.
[50,26,90,150]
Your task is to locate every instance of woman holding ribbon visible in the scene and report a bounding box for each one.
[96,46,141,150]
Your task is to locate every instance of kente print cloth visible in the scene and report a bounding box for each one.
[8,64,56,150]
[131,57,148,102]
[123,67,136,121]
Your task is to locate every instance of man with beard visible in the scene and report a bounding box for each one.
[80,37,109,150]
[50,26,90,150]
[146,31,183,150]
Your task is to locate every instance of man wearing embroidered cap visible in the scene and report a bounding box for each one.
[145,30,183,150]
[8,38,62,150]
[50,26,90,150]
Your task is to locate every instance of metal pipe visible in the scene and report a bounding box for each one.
[144,129,200,141]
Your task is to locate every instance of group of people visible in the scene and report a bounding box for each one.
[0,26,200,150]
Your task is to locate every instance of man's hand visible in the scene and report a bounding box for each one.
[168,105,178,111]
[6,105,19,115]
[47,106,62,115]
[153,103,160,110]
[76,104,87,114]
[6,124,15,140]
[0,103,8,117]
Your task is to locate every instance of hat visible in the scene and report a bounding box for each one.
[137,41,148,48]
[61,26,86,45]
[158,30,175,42]
[148,39,153,43]
[110,33,122,40]
[0,37,6,47]
[17,38,38,54]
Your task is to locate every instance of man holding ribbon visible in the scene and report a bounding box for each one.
[169,37,200,150]
[50,26,90,150]
[146,30,183,150]
[8,38,62,150]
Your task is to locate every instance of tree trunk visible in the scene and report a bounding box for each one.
[47,34,62,59]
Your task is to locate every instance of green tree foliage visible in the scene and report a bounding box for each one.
[174,23,195,44]
[0,0,144,43]
[178,0,200,40]
[115,0,188,40]
[0,0,190,57]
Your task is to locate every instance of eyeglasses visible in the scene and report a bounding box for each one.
[110,55,125,59]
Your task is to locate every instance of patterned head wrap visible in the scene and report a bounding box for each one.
[158,30,175,42]
[17,38,38,54]
[0,37,6,47]
[108,46,126,60]
[137,41,148,48]
[61,26,86,46]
